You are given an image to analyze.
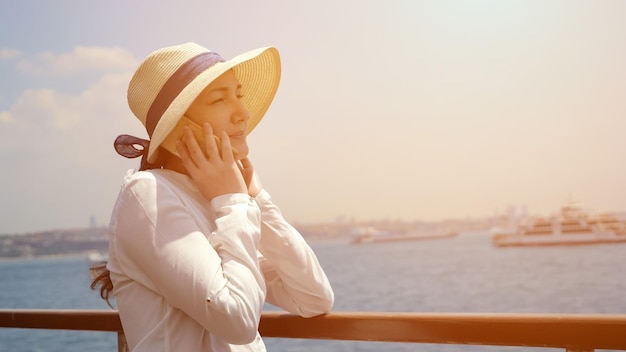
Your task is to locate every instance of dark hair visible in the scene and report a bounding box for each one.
[90,262,115,308]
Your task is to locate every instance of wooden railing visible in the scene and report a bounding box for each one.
[1,309,626,352]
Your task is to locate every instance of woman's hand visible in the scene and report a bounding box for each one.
[176,123,247,201]
[238,158,263,198]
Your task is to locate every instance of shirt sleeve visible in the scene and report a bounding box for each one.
[111,173,265,344]
[254,189,335,317]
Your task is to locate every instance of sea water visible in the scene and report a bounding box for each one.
[1,232,625,352]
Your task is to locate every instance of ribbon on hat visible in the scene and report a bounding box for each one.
[114,134,152,170]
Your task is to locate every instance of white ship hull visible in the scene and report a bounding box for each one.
[493,202,626,247]
[494,231,626,247]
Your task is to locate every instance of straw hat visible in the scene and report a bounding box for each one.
[124,42,281,163]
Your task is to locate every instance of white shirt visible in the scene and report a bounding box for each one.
[106,169,334,351]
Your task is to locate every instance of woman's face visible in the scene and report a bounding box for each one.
[185,70,250,159]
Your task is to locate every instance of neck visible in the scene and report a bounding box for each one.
[154,148,246,176]
[162,157,188,175]
[151,149,189,176]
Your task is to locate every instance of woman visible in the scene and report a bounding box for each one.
[91,42,334,351]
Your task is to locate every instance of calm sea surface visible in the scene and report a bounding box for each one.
[1,232,625,352]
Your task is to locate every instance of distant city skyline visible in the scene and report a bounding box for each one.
[1,0,625,234]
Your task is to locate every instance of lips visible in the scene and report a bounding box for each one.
[229,131,245,138]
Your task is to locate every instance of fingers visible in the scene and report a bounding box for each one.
[239,157,252,170]
[218,130,236,162]
[202,123,220,159]
[239,157,262,197]
[175,123,236,168]
[175,127,202,170]
[237,157,251,184]
[175,139,195,170]
[173,123,248,200]
[175,125,205,171]
[238,157,252,183]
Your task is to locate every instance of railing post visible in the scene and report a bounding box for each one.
[118,331,129,352]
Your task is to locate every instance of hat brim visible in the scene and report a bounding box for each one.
[147,47,281,163]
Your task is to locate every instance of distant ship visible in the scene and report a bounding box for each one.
[349,226,457,244]
[86,250,108,264]
[492,202,626,247]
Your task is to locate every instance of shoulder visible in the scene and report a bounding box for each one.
[112,169,196,226]
[117,169,160,199]
[115,169,196,210]
[120,168,190,193]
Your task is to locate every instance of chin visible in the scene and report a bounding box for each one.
[234,144,249,160]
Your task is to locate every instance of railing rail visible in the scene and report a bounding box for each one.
[2,309,626,352]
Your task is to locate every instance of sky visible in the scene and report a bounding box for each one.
[1,0,625,234]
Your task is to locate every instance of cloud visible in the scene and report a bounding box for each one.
[0,45,143,233]
[16,46,137,76]
[5,89,82,129]
[0,48,21,60]
[1,74,127,131]
[0,70,137,134]
[0,45,143,160]
[0,111,14,123]
[1,46,140,130]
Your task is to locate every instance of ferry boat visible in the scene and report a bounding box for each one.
[86,250,109,264]
[493,202,626,247]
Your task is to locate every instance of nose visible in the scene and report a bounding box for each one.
[232,99,250,124]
